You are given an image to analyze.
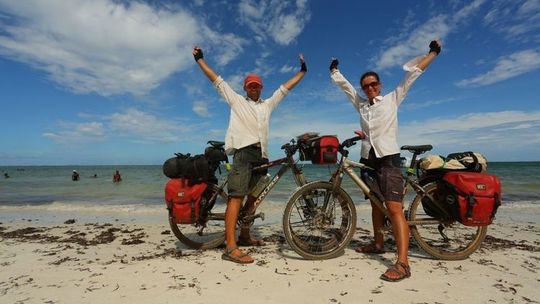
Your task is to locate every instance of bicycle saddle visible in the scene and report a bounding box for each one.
[207,140,225,148]
[400,145,433,154]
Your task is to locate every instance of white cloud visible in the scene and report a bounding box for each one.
[192,101,211,117]
[238,0,311,45]
[484,0,540,38]
[400,97,458,111]
[43,108,199,145]
[109,108,188,143]
[398,111,540,154]
[43,121,105,144]
[0,0,242,96]
[456,49,540,87]
[374,0,485,70]
[279,65,294,74]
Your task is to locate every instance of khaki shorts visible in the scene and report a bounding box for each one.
[227,145,266,197]
[361,149,404,202]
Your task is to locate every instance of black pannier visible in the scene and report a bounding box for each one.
[204,146,228,163]
[163,153,209,185]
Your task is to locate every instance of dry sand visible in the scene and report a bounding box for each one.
[0,206,539,304]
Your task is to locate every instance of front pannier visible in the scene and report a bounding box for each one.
[442,172,502,226]
[165,178,208,224]
[300,135,339,164]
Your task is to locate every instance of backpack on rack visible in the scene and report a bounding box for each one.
[446,151,487,172]
[441,171,502,226]
[165,178,208,224]
[298,134,339,164]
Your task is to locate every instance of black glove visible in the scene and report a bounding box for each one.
[429,41,441,55]
[193,48,204,62]
[300,61,307,72]
[329,58,339,71]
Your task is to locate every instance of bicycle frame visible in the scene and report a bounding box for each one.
[253,157,306,204]
[202,142,309,226]
[332,157,390,217]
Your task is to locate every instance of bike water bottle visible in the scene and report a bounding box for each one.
[250,174,271,197]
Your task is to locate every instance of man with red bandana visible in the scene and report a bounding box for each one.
[193,46,307,264]
[330,40,441,281]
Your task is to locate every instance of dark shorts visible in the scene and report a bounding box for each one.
[227,145,266,197]
[361,148,404,203]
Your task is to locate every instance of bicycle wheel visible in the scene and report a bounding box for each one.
[283,181,356,260]
[169,183,228,249]
[407,182,487,260]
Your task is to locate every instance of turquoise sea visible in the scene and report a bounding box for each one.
[1,162,539,224]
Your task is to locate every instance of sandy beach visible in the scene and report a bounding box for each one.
[1,205,539,304]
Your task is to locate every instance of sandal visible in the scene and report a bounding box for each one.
[221,247,254,264]
[355,243,386,254]
[237,237,265,247]
[380,262,411,282]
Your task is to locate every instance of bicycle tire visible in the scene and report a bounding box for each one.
[407,182,487,260]
[282,181,357,260]
[169,183,227,249]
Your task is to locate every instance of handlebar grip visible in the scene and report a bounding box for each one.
[341,135,364,148]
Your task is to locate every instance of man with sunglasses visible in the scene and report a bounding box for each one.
[193,46,307,264]
[329,40,441,282]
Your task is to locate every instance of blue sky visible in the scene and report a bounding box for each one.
[1,0,539,165]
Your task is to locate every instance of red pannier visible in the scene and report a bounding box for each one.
[443,172,502,226]
[300,135,339,164]
[165,178,208,224]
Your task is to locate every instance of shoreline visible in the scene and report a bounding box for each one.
[1,207,539,303]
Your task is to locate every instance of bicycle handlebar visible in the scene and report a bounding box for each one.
[280,141,299,157]
[340,131,366,148]
[339,131,366,157]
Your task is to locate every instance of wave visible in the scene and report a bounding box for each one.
[0,201,165,214]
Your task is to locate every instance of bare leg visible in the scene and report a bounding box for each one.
[381,200,410,280]
[386,200,409,264]
[224,196,253,262]
[238,195,265,245]
[371,200,386,250]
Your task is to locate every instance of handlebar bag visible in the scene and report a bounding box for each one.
[165,178,208,224]
[300,135,339,164]
[442,172,502,226]
[312,136,339,164]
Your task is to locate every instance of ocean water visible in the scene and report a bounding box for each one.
[1,162,539,223]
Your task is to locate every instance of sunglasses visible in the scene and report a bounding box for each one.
[361,81,380,90]
[246,83,262,89]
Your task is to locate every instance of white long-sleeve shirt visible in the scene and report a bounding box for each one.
[331,55,425,159]
[213,76,289,158]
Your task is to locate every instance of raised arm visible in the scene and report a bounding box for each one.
[417,40,441,71]
[282,54,307,91]
[193,46,218,82]
[329,58,365,110]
